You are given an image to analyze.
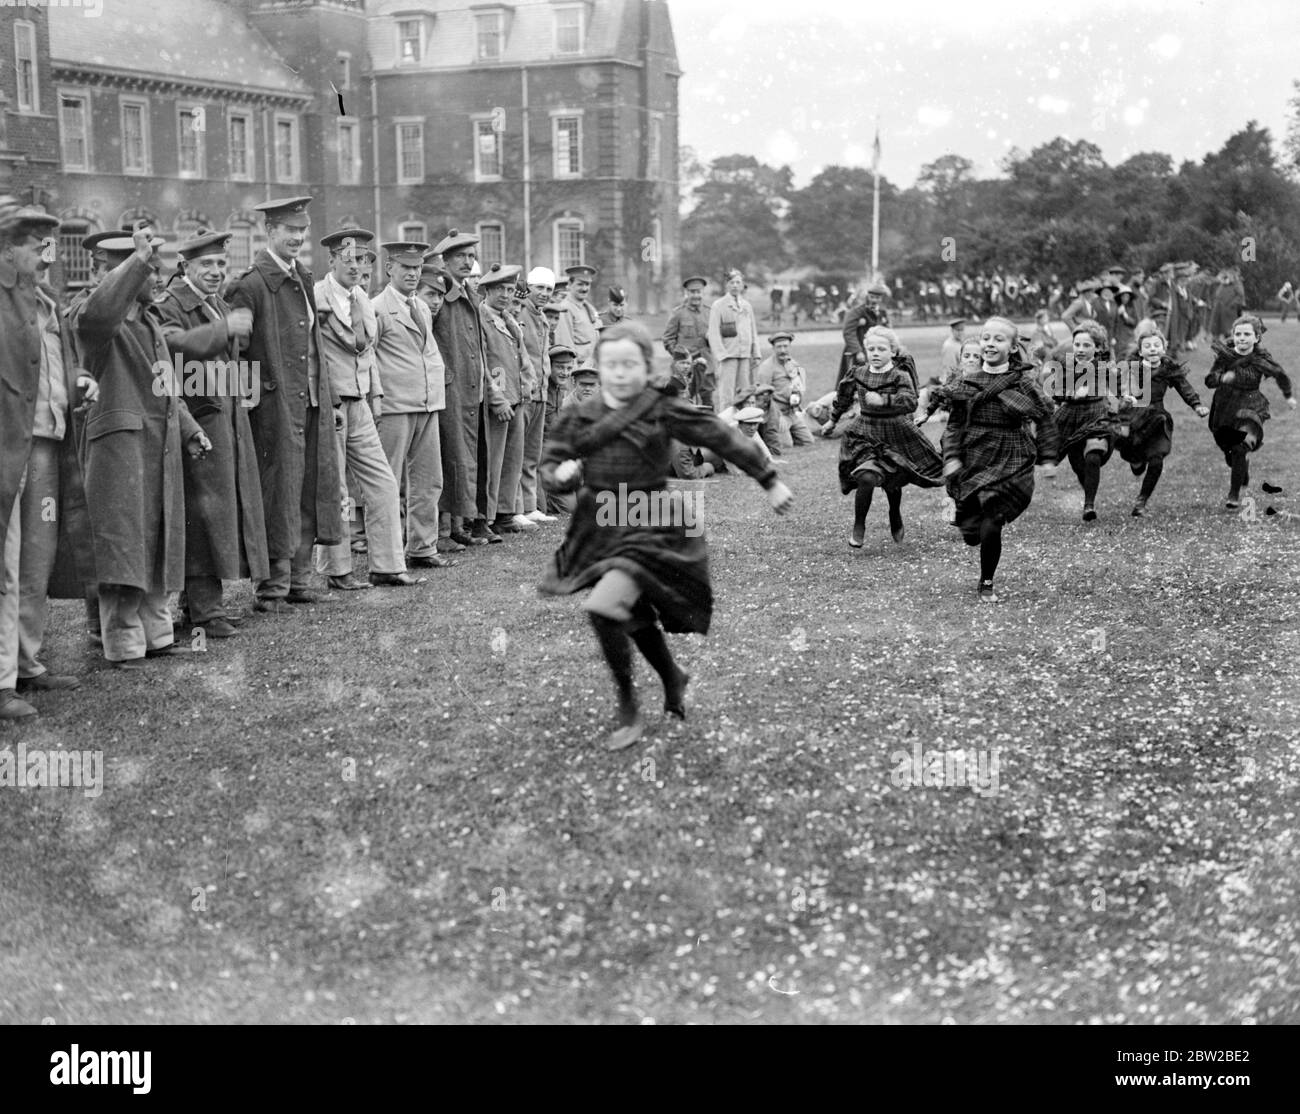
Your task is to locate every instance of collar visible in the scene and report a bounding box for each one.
[267,247,296,274]
[324,272,356,319]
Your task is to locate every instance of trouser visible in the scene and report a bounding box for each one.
[715,357,754,412]
[764,403,813,449]
[17,438,60,680]
[379,410,443,560]
[690,362,716,410]
[257,406,324,600]
[477,403,526,523]
[438,397,479,523]
[1,468,25,690]
[517,399,547,514]
[98,578,173,662]
[184,575,224,624]
[317,400,404,576]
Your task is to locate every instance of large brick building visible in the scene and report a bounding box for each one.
[6,0,681,309]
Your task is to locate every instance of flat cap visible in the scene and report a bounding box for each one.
[418,269,450,294]
[571,366,600,383]
[769,331,794,345]
[866,282,891,297]
[0,199,60,237]
[735,406,767,423]
[682,275,709,289]
[98,234,166,257]
[948,317,966,329]
[548,344,577,361]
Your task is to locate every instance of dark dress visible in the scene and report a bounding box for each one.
[1204,341,1294,458]
[1048,340,1120,460]
[942,359,1059,543]
[830,355,943,495]
[539,388,776,634]
[1116,355,1202,465]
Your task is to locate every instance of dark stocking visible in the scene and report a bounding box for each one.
[1082,450,1103,506]
[853,480,875,531]
[588,613,638,724]
[628,621,688,718]
[979,517,1003,583]
[1229,444,1250,494]
[1138,457,1164,502]
[886,487,904,541]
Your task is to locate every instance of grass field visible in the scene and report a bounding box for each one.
[1,318,1298,1024]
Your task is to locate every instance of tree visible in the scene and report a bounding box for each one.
[679,154,792,281]
[786,166,894,273]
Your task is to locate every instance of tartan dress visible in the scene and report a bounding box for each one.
[830,355,943,495]
[1116,356,1202,465]
[1204,341,1294,459]
[944,361,1058,543]
[539,388,777,634]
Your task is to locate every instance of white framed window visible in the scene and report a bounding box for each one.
[398,220,428,244]
[60,93,91,172]
[120,98,149,175]
[397,18,423,65]
[229,110,253,181]
[554,5,584,55]
[473,117,502,181]
[648,114,664,180]
[396,118,424,184]
[274,113,300,183]
[177,105,206,178]
[552,112,582,178]
[14,22,38,113]
[225,220,256,272]
[337,51,352,90]
[475,12,503,61]
[337,119,361,185]
[58,218,97,286]
[477,222,504,268]
[554,218,584,273]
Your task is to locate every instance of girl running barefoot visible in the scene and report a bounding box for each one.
[539,322,794,751]
[1205,314,1296,508]
[823,326,943,549]
[942,317,1059,601]
[1051,321,1121,521]
[1117,328,1209,517]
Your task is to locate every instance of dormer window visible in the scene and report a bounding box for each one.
[397,17,424,65]
[554,5,584,55]
[475,11,504,61]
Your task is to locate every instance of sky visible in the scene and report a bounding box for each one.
[668,0,1299,189]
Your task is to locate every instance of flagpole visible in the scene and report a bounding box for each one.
[871,117,881,282]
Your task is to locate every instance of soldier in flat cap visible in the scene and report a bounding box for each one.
[372,241,456,569]
[225,197,343,610]
[755,330,812,453]
[662,275,714,409]
[153,229,268,637]
[0,202,92,714]
[76,228,212,668]
[708,269,761,413]
[313,231,421,588]
[428,228,491,546]
[477,263,535,537]
[553,263,602,368]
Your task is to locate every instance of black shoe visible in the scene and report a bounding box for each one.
[145,645,195,658]
[408,553,457,569]
[327,574,372,591]
[0,690,39,718]
[1130,461,1147,476]
[1082,505,1098,522]
[437,536,467,553]
[449,530,486,547]
[664,669,690,720]
[17,673,81,692]
[977,580,999,602]
[1131,500,1148,518]
[491,518,522,534]
[286,589,321,604]
[849,524,865,549]
[369,571,427,587]
[603,696,645,751]
[253,598,295,614]
[1262,482,1283,494]
[889,513,905,544]
[471,520,504,544]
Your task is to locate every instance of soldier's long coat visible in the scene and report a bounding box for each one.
[154,280,269,582]
[225,250,342,555]
[75,254,200,592]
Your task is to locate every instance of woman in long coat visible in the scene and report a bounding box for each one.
[823,326,942,548]
[76,232,206,664]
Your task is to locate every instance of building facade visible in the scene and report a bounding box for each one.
[16,0,680,309]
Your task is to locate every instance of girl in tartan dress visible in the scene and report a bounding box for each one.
[1115,327,1209,517]
[539,322,794,751]
[1050,321,1125,521]
[1204,314,1296,508]
[942,318,1059,601]
[822,326,943,549]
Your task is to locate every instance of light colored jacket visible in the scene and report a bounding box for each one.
[372,284,446,413]
[707,294,761,362]
[313,277,380,401]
